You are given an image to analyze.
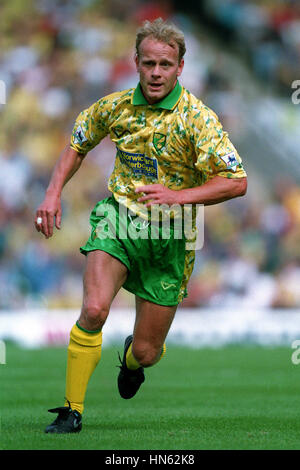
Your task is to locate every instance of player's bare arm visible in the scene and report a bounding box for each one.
[35,146,85,238]
[136,175,247,207]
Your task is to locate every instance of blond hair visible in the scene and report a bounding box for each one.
[135,18,186,63]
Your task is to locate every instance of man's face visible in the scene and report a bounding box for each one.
[135,37,184,104]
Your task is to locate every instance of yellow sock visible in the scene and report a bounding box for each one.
[126,342,166,370]
[126,343,140,370]
[64,322,102,414]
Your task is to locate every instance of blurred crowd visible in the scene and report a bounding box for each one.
[183,179,300,309]
[202,0,300,94]
[0,0,300,310]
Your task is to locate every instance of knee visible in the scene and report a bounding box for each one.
[132,342,161,368]
[80,302,110,331]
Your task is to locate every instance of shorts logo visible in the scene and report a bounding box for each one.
[153,133,166,153]
[161,281,176,290]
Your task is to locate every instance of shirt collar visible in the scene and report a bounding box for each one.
[132,80,182,110]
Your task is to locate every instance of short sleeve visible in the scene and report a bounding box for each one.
[192,105,246,181]
[70,98,111,155]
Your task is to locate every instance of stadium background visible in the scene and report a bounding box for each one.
[0,0,300,348]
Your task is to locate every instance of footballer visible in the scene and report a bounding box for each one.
[35,18,247,433]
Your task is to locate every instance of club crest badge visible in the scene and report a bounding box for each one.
[153,133,166,153]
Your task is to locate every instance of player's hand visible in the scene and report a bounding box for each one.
[135,184,180,207]
[35,194,62,239]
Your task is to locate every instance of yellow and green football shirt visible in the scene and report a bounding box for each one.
[70,80,246,216]
[70,81,246,303]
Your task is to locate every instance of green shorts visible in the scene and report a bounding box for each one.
[80,196,193,306]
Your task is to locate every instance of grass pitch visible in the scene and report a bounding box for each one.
[1,342,300,450]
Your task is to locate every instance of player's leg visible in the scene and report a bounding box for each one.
[65,250,128,408]
[131,296,176,366]
[45,250,127,433]
[78,249,128,331]
[118,296,177,399]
